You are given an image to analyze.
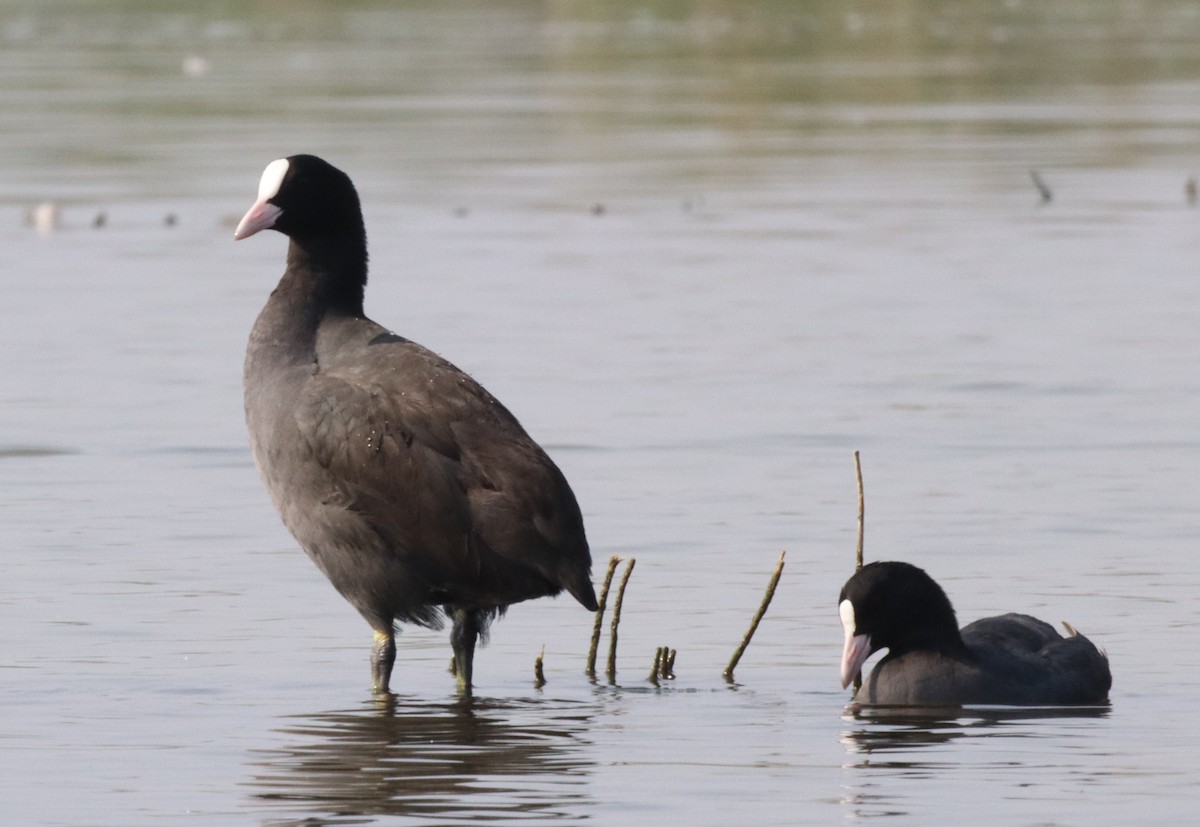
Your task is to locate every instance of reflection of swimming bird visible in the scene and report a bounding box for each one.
[838,561,1111,705]
[234,154,598,694]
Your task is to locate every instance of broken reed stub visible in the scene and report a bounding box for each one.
[534,646,546,688]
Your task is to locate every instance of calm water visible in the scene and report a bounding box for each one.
[3,2,1200,824]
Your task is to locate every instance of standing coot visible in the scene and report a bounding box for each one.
[235,155,598,694]
[838,561,1111,705]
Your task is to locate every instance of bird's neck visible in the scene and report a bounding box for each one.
[248,236,367,364]
[894,610,970,660]
[933,630,971,659]
[281,235,368,317]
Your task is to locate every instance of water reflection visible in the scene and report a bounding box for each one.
[840,703,1112,758]
[838,704,1114,818]
[248,695,596,825]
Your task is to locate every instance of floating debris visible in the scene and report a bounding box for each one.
[1030,169,1053,203]
[26,202,59,234]
[183,55,211,78]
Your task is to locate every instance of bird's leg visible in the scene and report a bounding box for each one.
[371,628,396,695]
[449,608,481,694]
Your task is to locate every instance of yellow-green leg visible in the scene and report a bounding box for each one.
[371,629,395,695]
[449,608,482,694]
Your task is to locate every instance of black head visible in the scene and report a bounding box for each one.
[838,561,963,688]
[234,154,364,243]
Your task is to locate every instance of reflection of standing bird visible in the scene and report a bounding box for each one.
[235,154,598,694]
[838,561,1111,705]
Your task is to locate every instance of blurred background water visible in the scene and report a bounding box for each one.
[2,1,1199,824]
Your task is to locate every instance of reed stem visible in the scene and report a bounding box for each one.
[606,558,636,681]
[587,555,621,677]
[723,550,786,681]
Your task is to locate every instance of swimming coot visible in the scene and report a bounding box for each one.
[838,561,1111,705]
[235,155,599,694]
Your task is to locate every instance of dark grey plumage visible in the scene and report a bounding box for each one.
[235,154,598,694]
[839,561,1111,706]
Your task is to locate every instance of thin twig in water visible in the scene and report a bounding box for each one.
[854,450,865,572]
[534,646,545,688]
[606,557,636,681]
[649,647,664,685]
[723,551,786,681]
[587,555,621,677]
[853,451,866,692]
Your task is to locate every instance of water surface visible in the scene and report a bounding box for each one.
[3,2,1200,824]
